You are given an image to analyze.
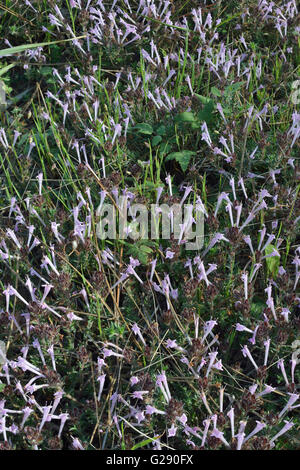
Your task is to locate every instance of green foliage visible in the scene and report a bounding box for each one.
[0,0,299,452]
[133,122,153,135]
[165,150,196,172]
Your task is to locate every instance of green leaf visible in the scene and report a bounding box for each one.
[127,243,153,264]
[197,101,215,124]
[0,80,6,109]
[264,244,280,278]
[211,86,222,97]
[40,66,54,76]
[224,81,245,97]
[134,122,153,135]
[155,124,166,136]
[131,437,158,450]
[165,150,196,172]
[152,135,162,146]
[174,111,196,123]
[0,63,16,77]
[140,245,153,253]
[0,36,87,57]
[194,94,212,105]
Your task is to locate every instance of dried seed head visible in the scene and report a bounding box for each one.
[189,338,206,363]
[166,398,184,423]
[47,436,63,450]
[182,306,196,323]
[251,436,271,450]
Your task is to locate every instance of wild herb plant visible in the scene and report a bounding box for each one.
[0,0,299,450]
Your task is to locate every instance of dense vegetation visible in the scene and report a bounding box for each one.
[0,0,299,450]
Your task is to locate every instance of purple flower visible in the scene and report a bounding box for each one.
[167,424,177,437]
[270,421,294,447]
[131,323,146,346]
[210,428,230,447]
[132,390,149,400]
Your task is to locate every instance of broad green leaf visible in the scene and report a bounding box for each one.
[165,150,195,172]
[152,135,162,146]
[211,86,222,97]
[155,124,166,136]
[134,123,153,135]
[40,66,54,76]
[140,245,153,253]
[197,101,215,124]
[174,111,196,123]
[127,245,150,264]
[194,94,212,105]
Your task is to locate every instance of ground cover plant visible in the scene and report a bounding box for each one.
[0,0,299,451]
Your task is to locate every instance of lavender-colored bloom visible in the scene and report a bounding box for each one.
[270,421,294,446]
[132,323,146,346]
[132,390,149,400]
[279,393,299,418]
[168,424,177,437]
[236,323,253,333]
[241,345,258,370]
[244,421,266,443]
[210,428,230,447]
